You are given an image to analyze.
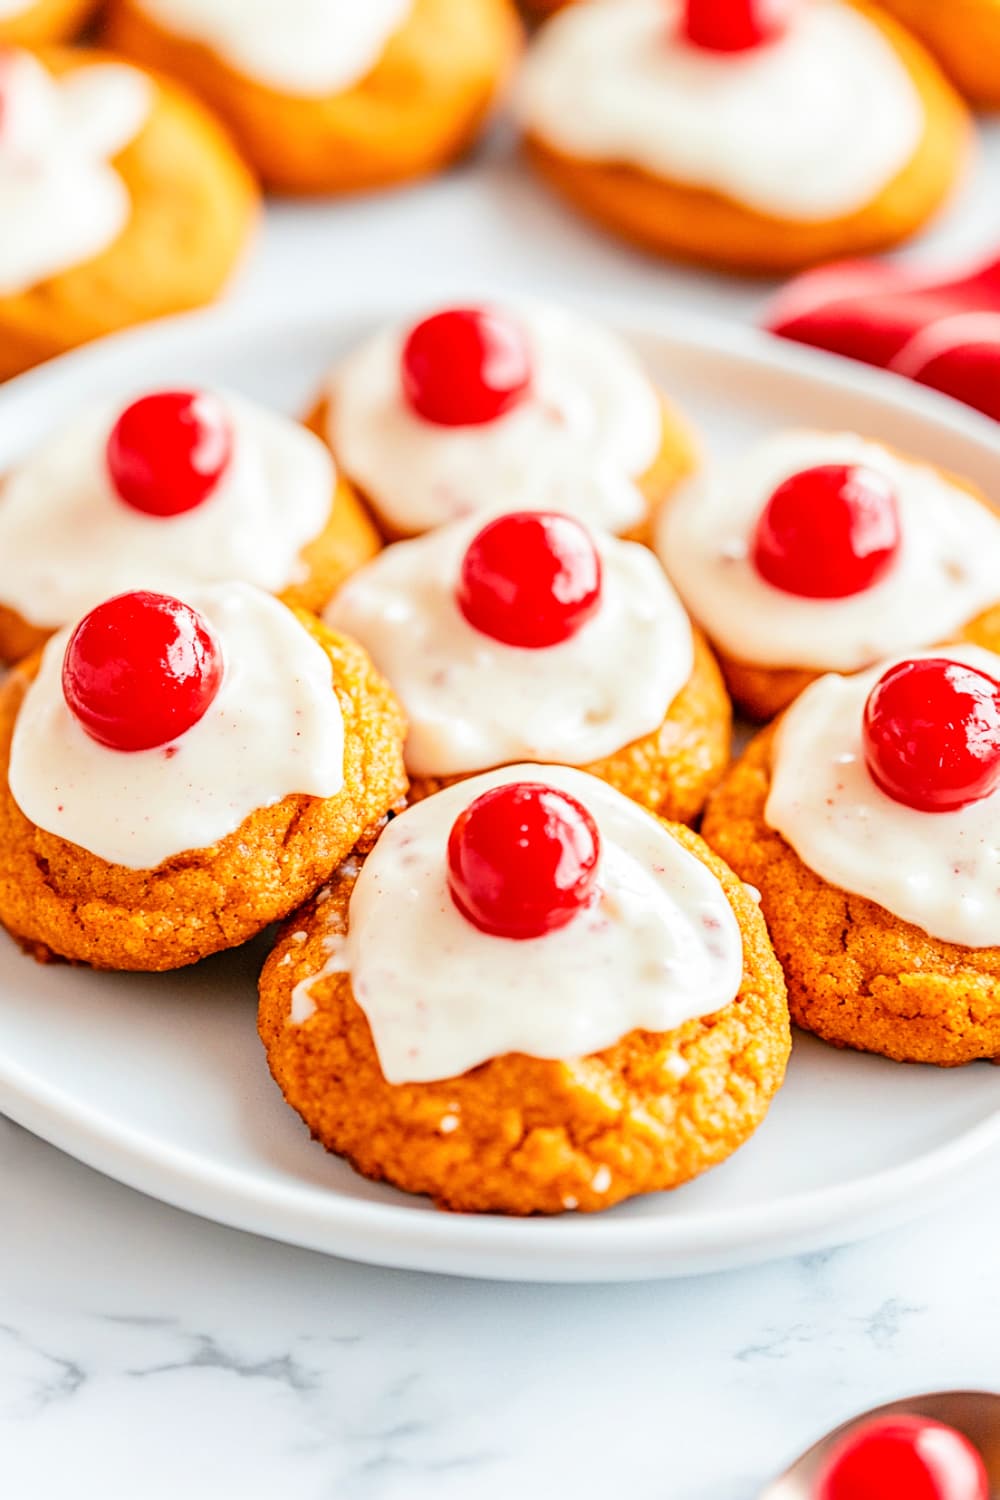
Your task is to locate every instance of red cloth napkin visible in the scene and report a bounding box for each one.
[764,254,1000,421]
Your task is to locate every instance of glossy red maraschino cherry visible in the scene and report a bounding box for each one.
[816,1415,989,1500]
[106,391,233,517]
[447,782,601,940]
[457,511,602,649]
[681,0,796,52]
[62,591,224,752]
[401,308,532,427]
[863,657,1000,813]
[752,463,901,599]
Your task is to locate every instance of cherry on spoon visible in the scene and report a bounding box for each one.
[757,1391,999,1500]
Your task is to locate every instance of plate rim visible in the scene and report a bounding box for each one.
[2,294,999,1279]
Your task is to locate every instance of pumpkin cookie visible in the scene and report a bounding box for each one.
[327,510,730,822]
[0,0,96,44]
[0,46,256,380]
[260,765,789,1214]
[103,0,522,195]
[876,0,1000,110]
[0,388,379,665]
[656,430,1000,720]
[703,646,1000,1065]
[0,583,406,970]
[515,0,969,274]
[313,301,697,543]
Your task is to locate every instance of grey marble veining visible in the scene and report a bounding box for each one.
[2,1120,1000,1500]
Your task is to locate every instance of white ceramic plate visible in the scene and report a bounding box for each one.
[1,299,999,1283]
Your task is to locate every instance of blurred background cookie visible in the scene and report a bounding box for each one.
[876,0,1000,109]
[0,47,257,379]
[103,0,523,195]
[0,0,96,44]
[515,0,970,273]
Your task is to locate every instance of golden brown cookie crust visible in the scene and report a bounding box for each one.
[306,390,699,545]
[407,626,731,824]
[876,0,1000,109]
[0,469,381,667]
[0,48,258,382]
[715,602,1000,723]
[103,0,522,195]
[702,721,1000,1066]
[259,821,790,1215]
[523,2,970,273]
[0,0,96,43]
[0,609,407,971]
[665,456,1000,722]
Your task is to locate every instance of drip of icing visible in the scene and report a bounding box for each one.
[290,934,348,1023]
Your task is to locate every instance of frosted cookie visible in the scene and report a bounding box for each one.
[0,0,96,43]
[327,510,730,821]
[0,388,380,664]
[0,583,406,970]
[103,0,522,195]
[260,766,789,1214]
[314,303,697,542]
[703,647,1000,1065]
[0,47,257,380]
[515,0,969,273]
[876,0,1000,110]
[656,430,1000,720]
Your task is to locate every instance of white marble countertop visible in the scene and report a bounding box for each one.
[2,116,1000,1500]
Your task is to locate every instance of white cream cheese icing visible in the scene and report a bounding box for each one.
[326,516,694,777]
[328,303,664,537]
[767,644,1000,947]
[515,0,924,222]
[9,582,345,869]
[133,0,412,97]
[0,391,334,629]
[0,51,151,295]
[292,765,744,1083]
[657,430,1000,672]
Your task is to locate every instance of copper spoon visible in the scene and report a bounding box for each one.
[760,1391,1000,1499]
